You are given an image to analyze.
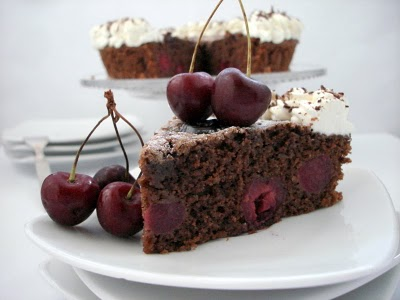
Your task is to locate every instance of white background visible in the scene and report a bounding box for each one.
[0,0,399,139]
[0,1,400,299]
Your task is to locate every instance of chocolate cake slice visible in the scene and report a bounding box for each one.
[139,115,351,254]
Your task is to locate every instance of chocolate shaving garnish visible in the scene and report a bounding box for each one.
[320,85,344,99]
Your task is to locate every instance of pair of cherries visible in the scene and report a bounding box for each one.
[167,68,272,127]
[41,165,143,238]
[41,90,144,239]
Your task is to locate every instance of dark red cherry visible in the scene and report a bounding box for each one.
[211,68,271,126]
[93,165,135,190]
[167,72,214,124]
[144,201,186,235]
[298,155,333,194]
[242,178,285,226]
[97,182,143,238]
[41,172,100,226]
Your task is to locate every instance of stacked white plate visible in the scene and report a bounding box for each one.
[25,167,400,299]
[1,115,144,179]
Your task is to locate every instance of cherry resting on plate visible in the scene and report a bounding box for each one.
[41,172,100,226]
[211,67,272,127]
[97,182,143,238]
[167,72,214,125]
[93,164,135,190]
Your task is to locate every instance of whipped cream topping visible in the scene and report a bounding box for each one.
[248,10,303,44]
[263,87,353,135]
[171,21,228,42]
[171,9,303,44]
[90,18,163,49]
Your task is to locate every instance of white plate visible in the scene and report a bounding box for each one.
[38,258,400,300]
[2,114,143,144]
[74,254,400,300]
[9,143,141,171]
[4,133,138,154]
[25,168,399,290]
[7,141,140,165]
[39,259,99,300]
[4,134,139,158]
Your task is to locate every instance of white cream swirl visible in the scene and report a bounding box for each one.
[263,87,353,135]
[171,21,227,42]
[90,18,163,49]
[171,9,303,44]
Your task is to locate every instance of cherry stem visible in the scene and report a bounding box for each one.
[113,108,144,148]
[114,108,145,200]
[125,171,142,200]
[69,89,145,187]
[189,0,224,73]
[103,90,130,181]
[103,90,145,201]
[237,0,252,77]
[68,112,110,183]
[111,111,130,179]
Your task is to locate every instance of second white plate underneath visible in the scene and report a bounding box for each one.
[25,168,399,290]
[2,114,143,144]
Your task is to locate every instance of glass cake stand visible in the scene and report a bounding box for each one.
[80,64,327,99]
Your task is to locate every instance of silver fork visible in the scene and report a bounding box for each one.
[24,136,51,184]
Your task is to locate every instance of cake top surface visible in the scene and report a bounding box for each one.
[263,86,354,135]
[147,86,352,155]
[141,117,291,159]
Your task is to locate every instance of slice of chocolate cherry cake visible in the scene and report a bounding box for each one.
[138,87,352,254]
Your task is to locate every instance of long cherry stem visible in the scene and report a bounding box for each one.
[104,90,131,181]
[111,111,130,179]
[113,108,144,147]
[103,90,145,200]
[237,0,252,77]
[68,112,110,183]
[69,90,145,191]
[189,0,224,73]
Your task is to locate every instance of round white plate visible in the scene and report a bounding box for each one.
[2,114,143,144]
[25,168,399,290]
[4,133,138,155]
[39,258,400,300]
[73,255,400,300]
[7,141,140,165]
[39,259,99,300]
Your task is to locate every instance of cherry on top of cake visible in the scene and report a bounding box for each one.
[178,85,353,137]
[166,0,273,128]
